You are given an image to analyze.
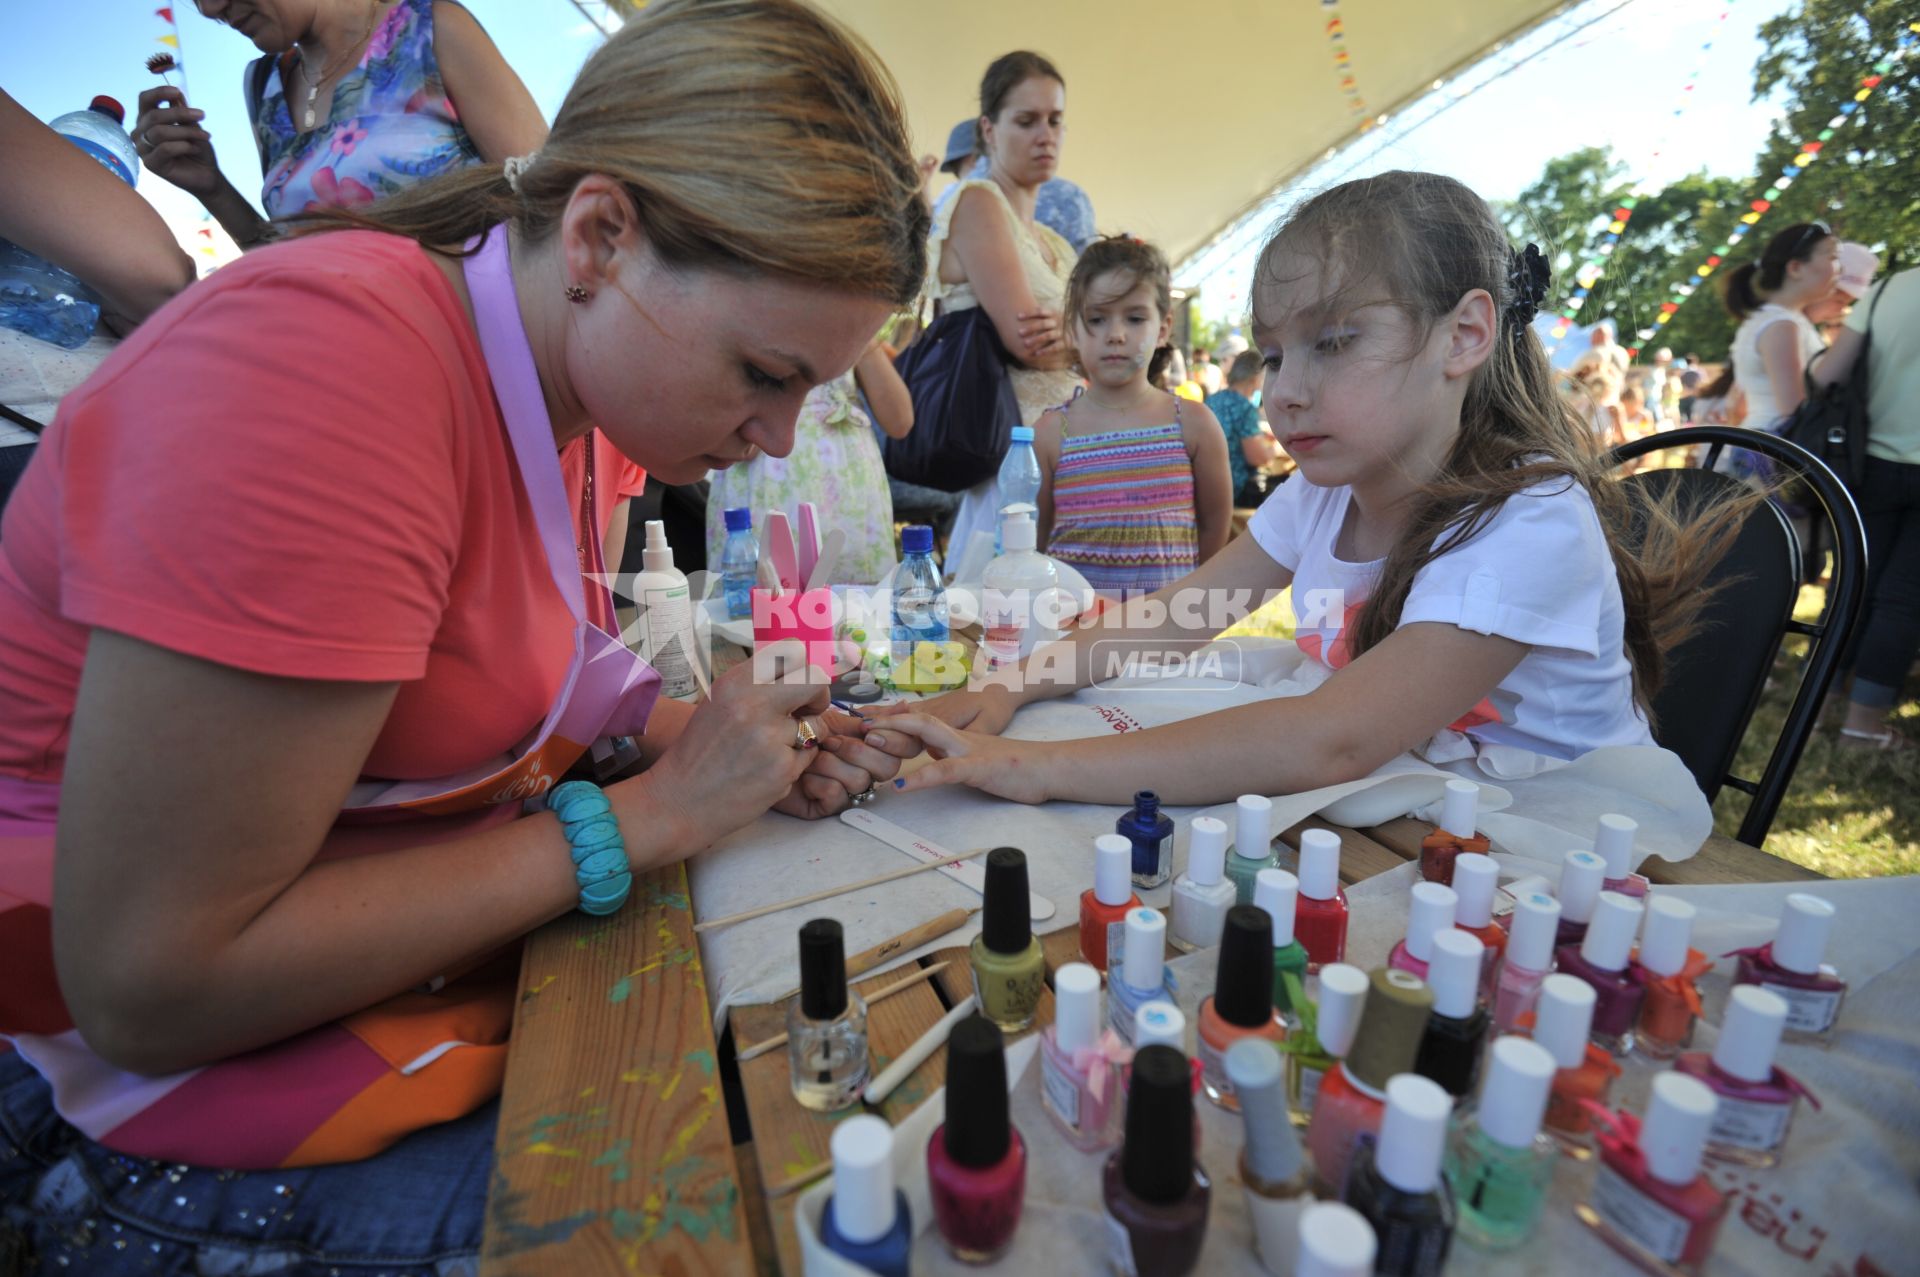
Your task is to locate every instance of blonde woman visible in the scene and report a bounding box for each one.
[0,2,926,1268]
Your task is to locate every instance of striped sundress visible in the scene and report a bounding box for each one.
[1047,398,1198,595]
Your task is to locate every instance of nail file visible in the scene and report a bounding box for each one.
[840,808,1056,921]
[797,502,822,584]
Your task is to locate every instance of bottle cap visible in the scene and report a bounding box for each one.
[1772,893,1836,974]
[1713,985,1789,1083]
[1121,1044,1195,1203]
[1213,905,1276,1028]
[1010,425,1035,443]
[1234,794,1273,861]
[1558,850,1607,924]
[1297,828,1342,900]
[1428,928,1484,1019]
[1505,890,1562,972]
[1403,882,1457,962]
[1452,852,1498,928]
[1121,907,1167,993]
[1643,1072,1717,1186]
[1579,891,1643,973]
[981,847,1033,955]
[1001,510,1037,552]
[1053,962,1100,1055]
[1346,968,1434,1092]
[902,524,934,555]
[942,1014,1011,1168]
[1376,1074,1451,1194]
[1313,964,1371,1059]
[1186,817,1229,886]
[89,95,125,123]
[1093,834,1134,905]
[1475,1036,1556,1149]
[1134,1000,1186,1051]
[1226,1038,1303,1183]
[723,506,753,533]
[1594,813,1638,878]
[1637,895,1696,978]
[797,918,848,1020]
[1532,974,1596,1068]
[641,519,675,573]
[1296,1203,1377,1277]
[1253,868,1299,948]
[1440,778,1479,839]
[828,1115,898,1244]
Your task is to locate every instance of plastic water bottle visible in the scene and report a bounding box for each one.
[994,425,1042,553]
[0,96,141,350]
[720,507,759,620]
[890,524,948,669]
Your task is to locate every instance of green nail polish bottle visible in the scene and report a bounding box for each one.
[970,847,1045,1032]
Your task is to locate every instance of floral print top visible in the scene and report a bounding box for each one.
[248,0,481,219]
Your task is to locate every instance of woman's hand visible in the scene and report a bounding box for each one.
[865,713,1054,804]
[133,88,224,198]
[1016,307,1066,362]
[772,708,920,818]
[864,685,1019,736]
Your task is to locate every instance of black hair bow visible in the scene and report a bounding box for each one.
[1506,242,1551,327]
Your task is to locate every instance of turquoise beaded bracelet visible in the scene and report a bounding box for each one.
[547,780,632,916]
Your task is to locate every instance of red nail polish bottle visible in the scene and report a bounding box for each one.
[1294,828,1348,971]
[927,1014,1027,1263]
[1079,834,1141,973]
[1419,778,1489,885]
[1581,1073,1729,1276]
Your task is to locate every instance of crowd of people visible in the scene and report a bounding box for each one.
[0,1,1910,1271]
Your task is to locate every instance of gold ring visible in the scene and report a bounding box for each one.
[791,718,819,750]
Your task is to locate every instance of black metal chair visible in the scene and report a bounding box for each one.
[1609,426,1867,846]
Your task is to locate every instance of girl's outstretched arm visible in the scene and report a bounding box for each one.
[883,620,1526,805]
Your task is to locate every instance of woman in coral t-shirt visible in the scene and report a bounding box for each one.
[0,3,929,1270]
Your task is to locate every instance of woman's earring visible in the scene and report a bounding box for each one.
[564,284,590,304]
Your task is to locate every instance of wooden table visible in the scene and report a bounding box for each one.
[479,813,1818,1274]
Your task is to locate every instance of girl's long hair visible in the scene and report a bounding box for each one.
[1255,171,1751,713]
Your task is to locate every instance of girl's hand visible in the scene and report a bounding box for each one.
[133,87,222,198]
[863,686,1018,737]
[872,713,1054,804]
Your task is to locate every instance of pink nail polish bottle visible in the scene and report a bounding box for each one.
[1294,828,1349,971]
[1388,882,1457,981]
[1675,985,1819,1168]
[1554,851,1607,948]
[1730,893,1847,1043]
[1555,892,1646,1057]
[1492,891,1561,1037]
[1593,813,1650,898]
[1039,962,1122,1152]
[927,1014,1027,1263]
[1580,1072,1729,1277]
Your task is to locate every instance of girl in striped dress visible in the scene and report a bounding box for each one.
[1037,236,1232,595]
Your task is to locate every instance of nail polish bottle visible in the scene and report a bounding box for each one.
[820,1115,911,1277]
[1342,1074,1456,1277]
[1418,778,1488,886]
[1168,816,1236,953]
[1103,1044,1211,1277]
[1118,789,1175,889]
[1554,891,1646,1056]
[1412,929,1488,1104]
[1388,881,1457,981]
[1593,813,1651,898]
[1450,852,1506,998]
[1632,895,1707,1060]
[1581,1072,1730,1277]
[1491,891,1561,1037]
[1729,892,1846,1042]
[1135,1000,1208,1118]
[1227,1038,1311,1275]
[1675,985,1819,1168]
[1295,828,1349,971]
[1254,868,1310,1023]
[1554,850,1607,948]
[1080,833,1142,973]
[1295,1202,1378,1277]
[1285,962,1369,1126]
[1197,904,1286,1110]
[1108,906,1179,1046]
[1531,973,1619,1153]
[1225,793,1279,905]
[1040,962,1123,1152]
[1305,967,1434,1196]
[927,1014,1027,1262]
[969,847,1045,1032]
[787,918,870,1111]
[1444,1036,1559,1251]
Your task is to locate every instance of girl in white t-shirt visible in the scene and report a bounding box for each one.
[868,171,1740,802]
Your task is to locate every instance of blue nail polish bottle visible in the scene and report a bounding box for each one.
[820,1115,912,1277]
[1117,790,1175,889]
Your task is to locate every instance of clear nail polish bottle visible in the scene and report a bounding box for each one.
[1103,1044,1211,1277]
[1492,891,1561,1037]
[1225,793,1279,905]
[1675,985,1819,1168]
[1342,1074,1456,1276]
[1388,882,1457,981]
[1445,1036,1559,1250]
[1039,962,1122,1152]
[1228,1037,1311,1274]
[1730,892,1847,1042]
[1419,778,1488,887]
[1632,895,1706,1059]
[1169,816,1236,953]
[1553,891,1646,1056]
[1593,813,1651,898]
[1109,906,1179,1047]
[786,918,869,1111]
[1580,1072,1729,1277]
[1412,928,1489,1104]
[1554,850,1608,948]
[1254,868,1310,1025]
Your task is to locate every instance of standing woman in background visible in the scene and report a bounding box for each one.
[1723,221,1839,432]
